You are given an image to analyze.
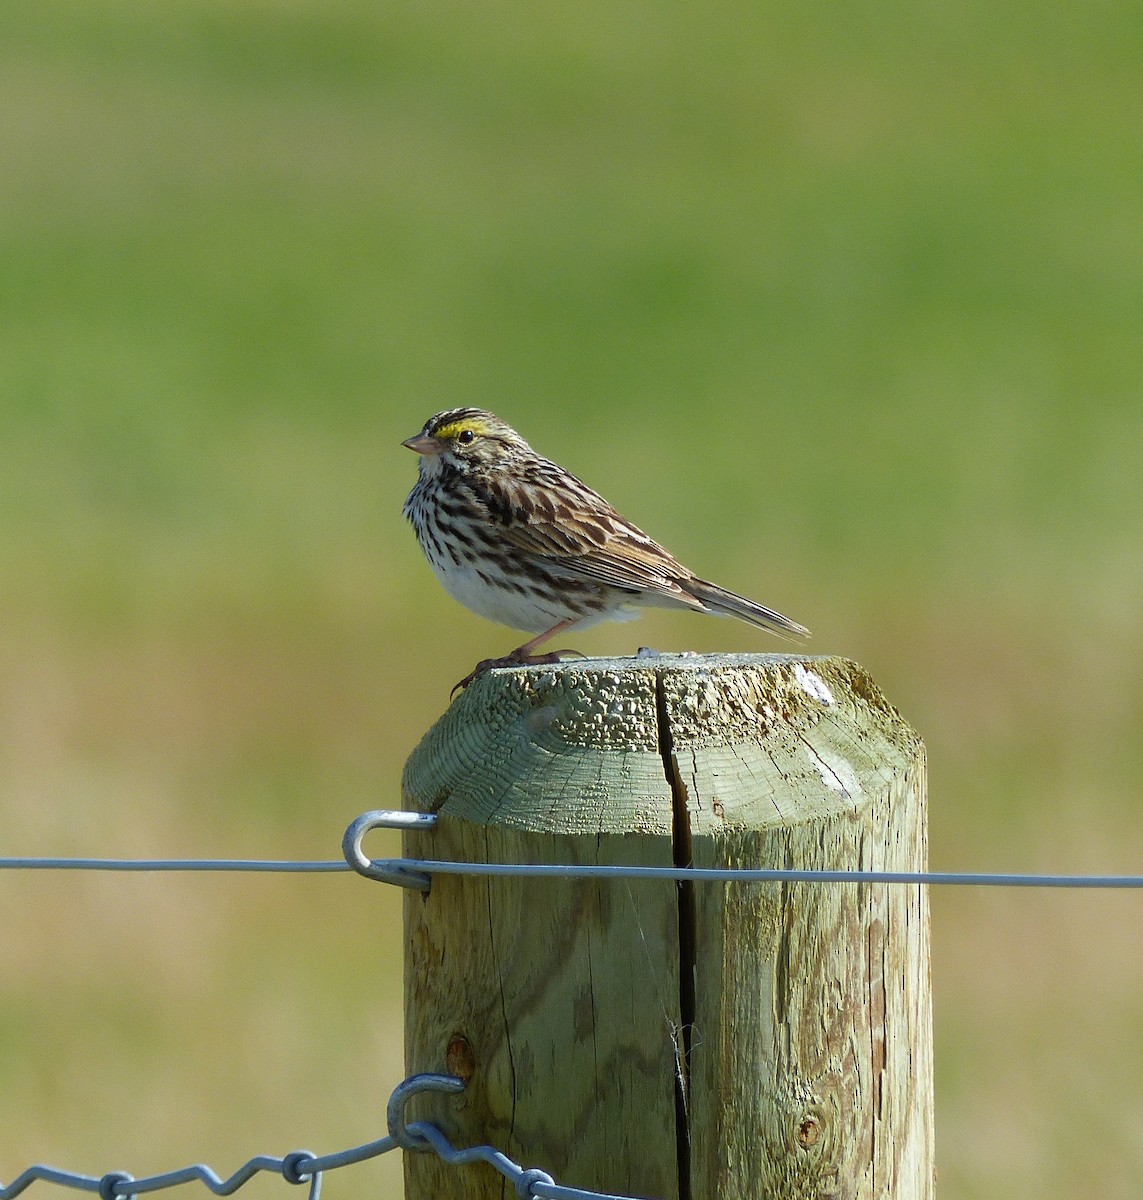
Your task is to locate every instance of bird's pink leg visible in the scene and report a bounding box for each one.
[510,617,578,658]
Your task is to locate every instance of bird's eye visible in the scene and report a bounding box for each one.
[457,429,476,445]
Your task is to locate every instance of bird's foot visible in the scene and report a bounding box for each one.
[451,648,576,695]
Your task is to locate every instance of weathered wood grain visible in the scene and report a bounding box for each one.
[401,654,933,1200]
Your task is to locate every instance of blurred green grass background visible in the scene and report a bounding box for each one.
[2,1,1142,1196]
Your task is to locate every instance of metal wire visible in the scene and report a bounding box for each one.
[406,1121,637,1200]
[1,810,1141,889]
[0,859,348,873]
[348,810,1143,890]
[0,1075,637,1200]
[0,1141,337,1199]
[363,857,1143,889]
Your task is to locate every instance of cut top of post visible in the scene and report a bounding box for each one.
[401,654,921,838]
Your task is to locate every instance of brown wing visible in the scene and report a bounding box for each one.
[483,463,704,604]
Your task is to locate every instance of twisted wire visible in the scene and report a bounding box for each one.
[0,1076,635,1200]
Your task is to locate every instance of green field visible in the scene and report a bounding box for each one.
[2,2,1142,1196]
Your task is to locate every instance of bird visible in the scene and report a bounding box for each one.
[402,408,809,689]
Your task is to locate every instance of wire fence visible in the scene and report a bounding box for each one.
[3,809,1143,889]
[0,1075,632,1200]
[4,807,1143,1200]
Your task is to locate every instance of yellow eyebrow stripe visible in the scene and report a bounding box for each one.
[434,417,495,440]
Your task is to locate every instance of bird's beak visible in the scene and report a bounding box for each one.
[402,432,440,456]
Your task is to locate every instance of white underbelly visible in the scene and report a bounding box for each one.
[429,556,641,634]
[431,557,564,631]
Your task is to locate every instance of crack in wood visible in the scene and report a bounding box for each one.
[654,669,695,1200]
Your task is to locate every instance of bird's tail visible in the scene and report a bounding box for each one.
[683,577,811,642]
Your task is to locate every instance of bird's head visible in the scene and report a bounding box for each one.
[403,409,531,476]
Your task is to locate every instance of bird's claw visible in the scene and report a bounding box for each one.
[450,648,575,696]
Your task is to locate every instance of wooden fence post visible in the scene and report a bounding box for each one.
[400,654,934,1200]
